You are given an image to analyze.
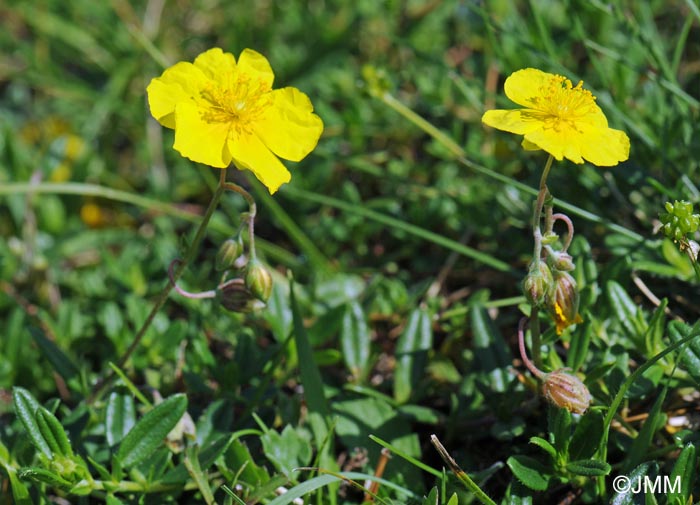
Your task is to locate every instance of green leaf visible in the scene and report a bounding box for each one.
[260,425,312,478]
[18,466,73,489]
[183,445,215,505]
[105,392,136,447]
[547,405,571,456]
[606,281,647,346]
[623,387,667,472]
[340,301,371,383]
[566,318,592,372]
[611,462,657,505]
[470,304,512,392]
[223,439,270,487]
[669,320,700,384]
[0,440,32,505]
[565,459,611,476]
[528,437,556,460]
[29,327,79,381]
[290,280,330,418]
[422,487,438,505]
[116,394,187,468]
[394,307,433,404]
[667,443,695,505]
[644,299,668,357]
[160,434,233,484]
[35,407,73,458]
[506,455,551,491]
[446,492,459,505]
[13,387,52,459]
[569,410,604,461]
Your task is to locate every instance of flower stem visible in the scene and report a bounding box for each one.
[518,317,544,379]
[223,182,257,259]
[89,169,228,403]
[528,155,554,370]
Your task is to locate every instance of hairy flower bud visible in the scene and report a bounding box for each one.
[215,236,243,271]
[546,271,583,334]
[523,260,554,308]
[548,250,575,272]
[245,259,273,302]
[542,369,591,414]
[218,278,257,312]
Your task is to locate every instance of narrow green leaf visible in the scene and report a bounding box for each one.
[566,318,592,372]
[446,493,459,505]
[29,327,79,381]
[290,279,331,418]
[529,437,556,460]
[569,410,604,461]
[394,307,433,404]
[610,462,657,505]
[18,466,73,489]
[644,299,668,357]
[667,443,695,505]
[184,445,215,505]
[470,304,512,392]
[116,394,187,468]
[340,301,371,383]
[35,407,73,457]
[606,281,646,345]
[0,440,32,505]
[565,459,611,477]
[13,387,52,459]
[506,455,551,491]
[422,487,438,505]
[87,456,112,482]
[105,392,136,447]
[548,406,571,456]
[669,321,700,384]
[624,387,667,472]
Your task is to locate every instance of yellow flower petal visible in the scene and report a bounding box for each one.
[147,62,207,129]
[482,109,545,135]
[193,48,237,82]
[255,87,324,162]
[503,68,553,109]
[237,49,275,89]
[482,67,630,167]
[173,101,231,168]
[228,132,291,194]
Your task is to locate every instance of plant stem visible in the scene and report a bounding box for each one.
[223,182,257,259]
[518,318,544,379]
[89,169,228,403]
[528,155,554,369]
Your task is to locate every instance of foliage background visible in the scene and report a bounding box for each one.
[1,0,699,503]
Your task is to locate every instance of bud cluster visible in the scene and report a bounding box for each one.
[659,200,700,242]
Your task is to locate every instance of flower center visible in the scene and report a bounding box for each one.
[199,73,272,135]
[534,75,598,129]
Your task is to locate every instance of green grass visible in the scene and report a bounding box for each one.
[1,0,699,503]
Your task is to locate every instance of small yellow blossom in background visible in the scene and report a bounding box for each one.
[147,48,324,194]
[482,68,630,167]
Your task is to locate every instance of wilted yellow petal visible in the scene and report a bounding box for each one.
[255,87,324,162]
[173,101,231,168]
[229,133,291,194]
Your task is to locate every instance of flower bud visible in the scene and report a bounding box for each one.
[523,260,553,308]
[218,278,257,312]
[245,259,273,302]
[548,250,575,272]
[542,369,591,414]
[546,271,583,334]
[215,236,242,271]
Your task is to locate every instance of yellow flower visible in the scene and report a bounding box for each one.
[147,48,324,194]
[482,68,629,166]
